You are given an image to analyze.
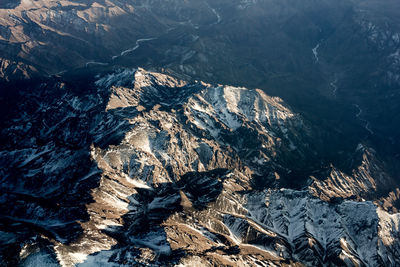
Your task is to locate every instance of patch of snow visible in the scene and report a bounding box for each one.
[377,208,400,246]
[20,250,59,267]
[78,250,128,267]
[69,253,88,264]
[148,195,180,210]
[95,69,136,88]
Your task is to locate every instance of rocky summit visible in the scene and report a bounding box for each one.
[1,68,399,266]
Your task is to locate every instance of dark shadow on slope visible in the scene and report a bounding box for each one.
[0,1,20,9]
[0,73,134,265]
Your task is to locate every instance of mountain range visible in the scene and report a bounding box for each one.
[1,0,400,266]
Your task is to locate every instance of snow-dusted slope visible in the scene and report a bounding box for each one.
[1,68,400,266]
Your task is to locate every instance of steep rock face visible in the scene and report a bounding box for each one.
[309,145,395,202]
[1,68,400,266]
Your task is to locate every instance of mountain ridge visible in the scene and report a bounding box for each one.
[2,68,399,266]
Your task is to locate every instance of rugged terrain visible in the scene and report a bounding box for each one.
[1,68,399,266]
[1,0,400,266]
[1,0,400,162]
